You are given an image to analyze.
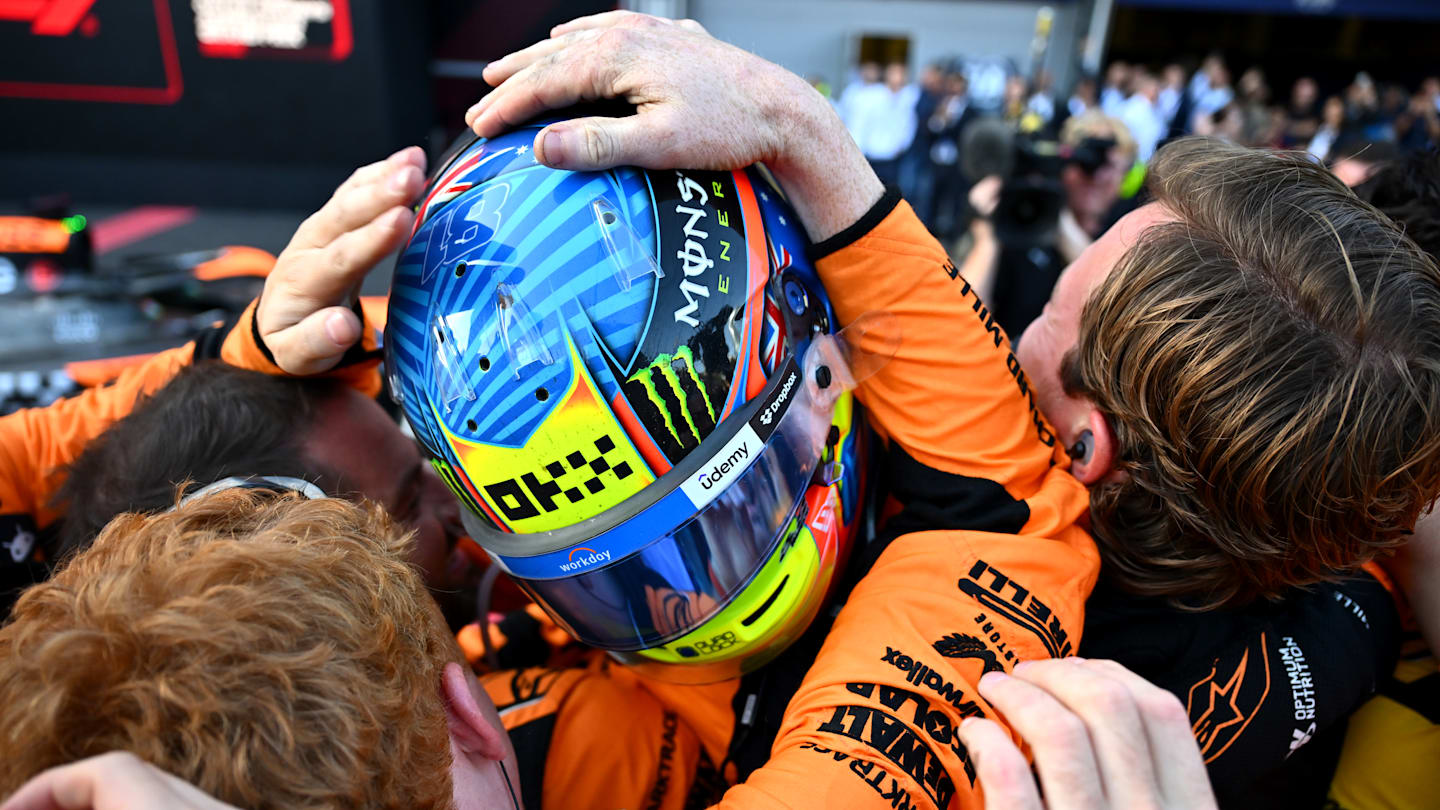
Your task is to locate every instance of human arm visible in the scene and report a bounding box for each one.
[707,197,1094,810]
[1055,207,1093,266]
[0,752,241,810]
[1079,570,1400,801]
[959,176,1003,301]
[0,148,422,536]
[466,11,883,245]
[473,15,1097,807]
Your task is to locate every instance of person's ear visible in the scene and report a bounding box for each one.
[441,662,508,761]
[1068,408,1117,486]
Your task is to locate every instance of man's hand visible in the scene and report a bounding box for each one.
[465,10,883,243]
[258,146,425,375]
[957,658,1218,810]
[0,752,241,810]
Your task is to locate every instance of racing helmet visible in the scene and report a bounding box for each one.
[385,125,876,683]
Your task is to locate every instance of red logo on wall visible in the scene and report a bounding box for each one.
[0,0,353,104]
[0,0,183,104]
[0,0,98,36]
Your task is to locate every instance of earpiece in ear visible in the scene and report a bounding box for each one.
[1070,430,1094,462]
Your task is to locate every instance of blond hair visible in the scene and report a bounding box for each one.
[0,491,457,808]
[1067,138,1440,608]
[1061,109,1137,161]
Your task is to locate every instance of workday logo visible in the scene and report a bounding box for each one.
[558,546,612,573]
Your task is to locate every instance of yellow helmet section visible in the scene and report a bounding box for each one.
[634,522,825,667]
[434,337,655,532]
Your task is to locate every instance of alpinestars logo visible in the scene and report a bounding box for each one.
[1186,636,1271,764]
[933,633,1004,674]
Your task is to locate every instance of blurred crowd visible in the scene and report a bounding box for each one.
[825,55,1440,340]
[830,55,1440,233]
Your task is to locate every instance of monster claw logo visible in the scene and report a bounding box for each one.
[623,346,718,461]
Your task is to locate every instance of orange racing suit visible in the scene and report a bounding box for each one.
[0,298,381,607]
[480,189,1099,809]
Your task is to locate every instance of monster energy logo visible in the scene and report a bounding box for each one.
[623,346,718,462]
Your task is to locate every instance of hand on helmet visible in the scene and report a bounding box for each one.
[466,10,882,242]
[0,752,242,810]
[958,658,1218,810]
[257,146,425,375]
[467,12,775,173]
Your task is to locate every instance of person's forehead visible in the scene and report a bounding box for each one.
[305,390,420,499]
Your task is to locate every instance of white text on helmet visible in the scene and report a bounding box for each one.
[558,548,613,573]
[674,172,713,327]
[758,369,797,427]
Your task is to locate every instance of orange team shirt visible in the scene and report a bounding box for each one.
[0,296,381,537]
[481,191,1098,809]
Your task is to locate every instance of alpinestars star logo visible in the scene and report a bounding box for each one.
[933,633,1004,674]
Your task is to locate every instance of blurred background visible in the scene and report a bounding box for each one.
[2,0,1438,411]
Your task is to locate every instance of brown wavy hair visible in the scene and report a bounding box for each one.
[0,491,457,809]
[1067,137,1440,608]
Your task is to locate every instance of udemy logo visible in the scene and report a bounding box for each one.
[696,443,750,490]
[558,546,612,573]
[679,424,762,510]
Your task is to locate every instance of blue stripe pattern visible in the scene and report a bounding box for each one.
[388,139,657,452]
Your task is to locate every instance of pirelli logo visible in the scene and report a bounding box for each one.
[623,346,717,461]
[957,560,1072,658]
[483,436,636,522]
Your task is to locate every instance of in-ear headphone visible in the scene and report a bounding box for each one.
[1070,430,1094,463]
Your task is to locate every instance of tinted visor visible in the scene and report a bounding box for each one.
[461,357,834,651]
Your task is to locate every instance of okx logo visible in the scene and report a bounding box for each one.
[484,434,636,522]
[623,346,718,461]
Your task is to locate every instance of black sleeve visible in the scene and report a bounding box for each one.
[1083,572,1400,804]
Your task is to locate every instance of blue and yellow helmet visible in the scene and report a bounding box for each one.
[386,126,869,682]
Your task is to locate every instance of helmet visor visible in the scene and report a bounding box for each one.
[460,355,835,651]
